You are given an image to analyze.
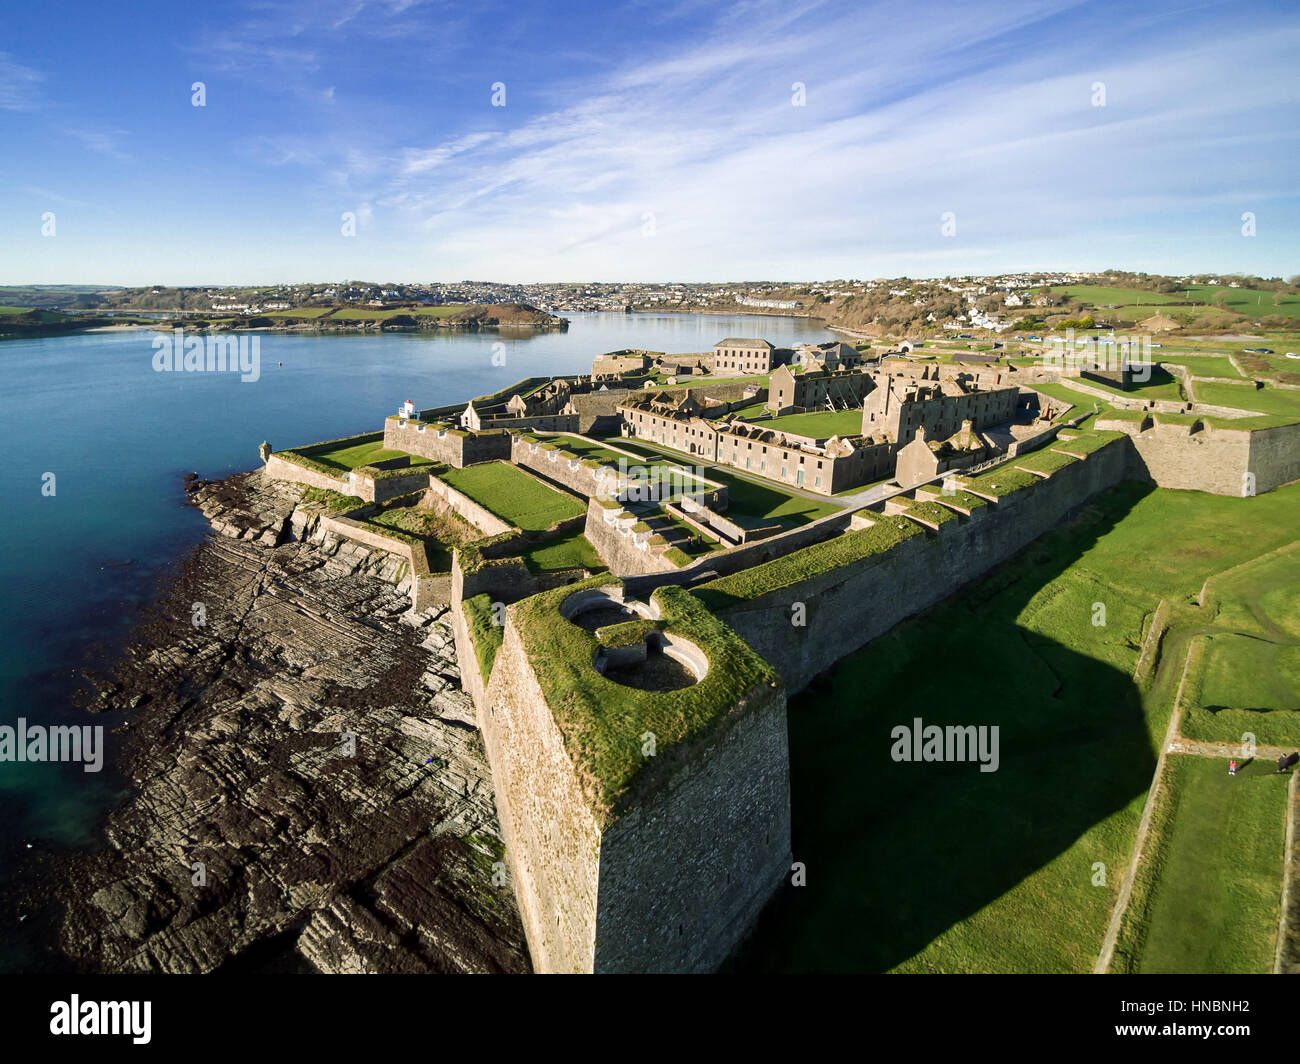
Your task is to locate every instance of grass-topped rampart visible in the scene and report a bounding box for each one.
[510,578,780,824]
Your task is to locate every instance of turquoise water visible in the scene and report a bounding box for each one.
[0,312,830,891]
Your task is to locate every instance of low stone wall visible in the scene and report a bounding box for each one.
[452,550,591,611]
[476,413,580,434]
[263,454,350,494]
[347,467,436,505]
[512,435,619,499]
[674,497,779,545]
[624,507,855,598]
[584,498,678,577]
[315,514,452,610]
[696,438,1131,693]
[519,435,729,510]
[424,477,515,536]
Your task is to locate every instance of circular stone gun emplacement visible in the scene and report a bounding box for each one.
[595,631,708,692]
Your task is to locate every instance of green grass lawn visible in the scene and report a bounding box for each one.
[1193,381,1300,418]
[1180,543,1300,746]
[1056,285,1183,306]
[302,438,437,471]
[1111,755,1288,973]
[265,307,336,319]
[520,531,605,573]
[530,433,710,496]
[734,480,1300,972]
[760,408,864,438]
[1156,355,1244,380]
[1078,366,1186,402]
[1180,285,1300,319]
[718,399,770,420]
[1028,380,1104,421]
[615,437,839,528]
[439,461,585,531]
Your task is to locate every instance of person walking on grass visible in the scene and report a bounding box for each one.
[1229,759,1238,777]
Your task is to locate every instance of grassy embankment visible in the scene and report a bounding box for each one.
[735,478,1300,972]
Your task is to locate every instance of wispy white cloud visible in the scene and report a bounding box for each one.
[67,127,132,160]
[0,52,43,111]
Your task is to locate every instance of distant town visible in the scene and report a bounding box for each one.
[2,270,1299,340]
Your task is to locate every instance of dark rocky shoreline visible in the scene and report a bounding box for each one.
[45,471,529,973]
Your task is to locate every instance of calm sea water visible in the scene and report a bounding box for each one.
[0,311,830,966]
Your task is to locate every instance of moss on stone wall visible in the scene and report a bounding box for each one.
[1011,448,1079,475]
[903,499,960,526]
[300,486,365,513]
[464,594,505,685]
[692,517,925,609]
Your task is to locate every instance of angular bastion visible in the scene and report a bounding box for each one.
[469,579,792,973]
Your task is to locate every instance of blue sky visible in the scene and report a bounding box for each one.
[1,0,1297,284]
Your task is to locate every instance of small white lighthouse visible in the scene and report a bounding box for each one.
[400,398,416,418]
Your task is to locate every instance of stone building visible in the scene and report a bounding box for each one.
[861,371,1020,445]
[713,337,779,376]
[791,340,863,373]
[767,365,875,415]
[893,420,996,487]
[619,395,893,494]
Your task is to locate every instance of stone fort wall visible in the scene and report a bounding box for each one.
[591,681,791,972]
[1099,417,1300,496]
[702,438,1131,693]
[478,618,604,973]
[476,600,791,973]
[383,418,512,468]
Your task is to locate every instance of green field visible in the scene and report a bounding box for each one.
[519,530,604,573]
[1180,285,1300,319]
[264,307,335,319]
[1155,355,1244,379]
[1056,285,1183,306]
[439,461,585,532]
[1193,380,1300,418]
[530,433,709,496]
[616,437,839,528]
[761,408,864,438]
[717,399,769,420]
[301,438,437,471]
[735,480,1300,972]
[1073,365,1186,402]
[1027,380,1104,421]
[1181,544,1300,746]
[1111,755,1287,973]
[1056,284,1300,321]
